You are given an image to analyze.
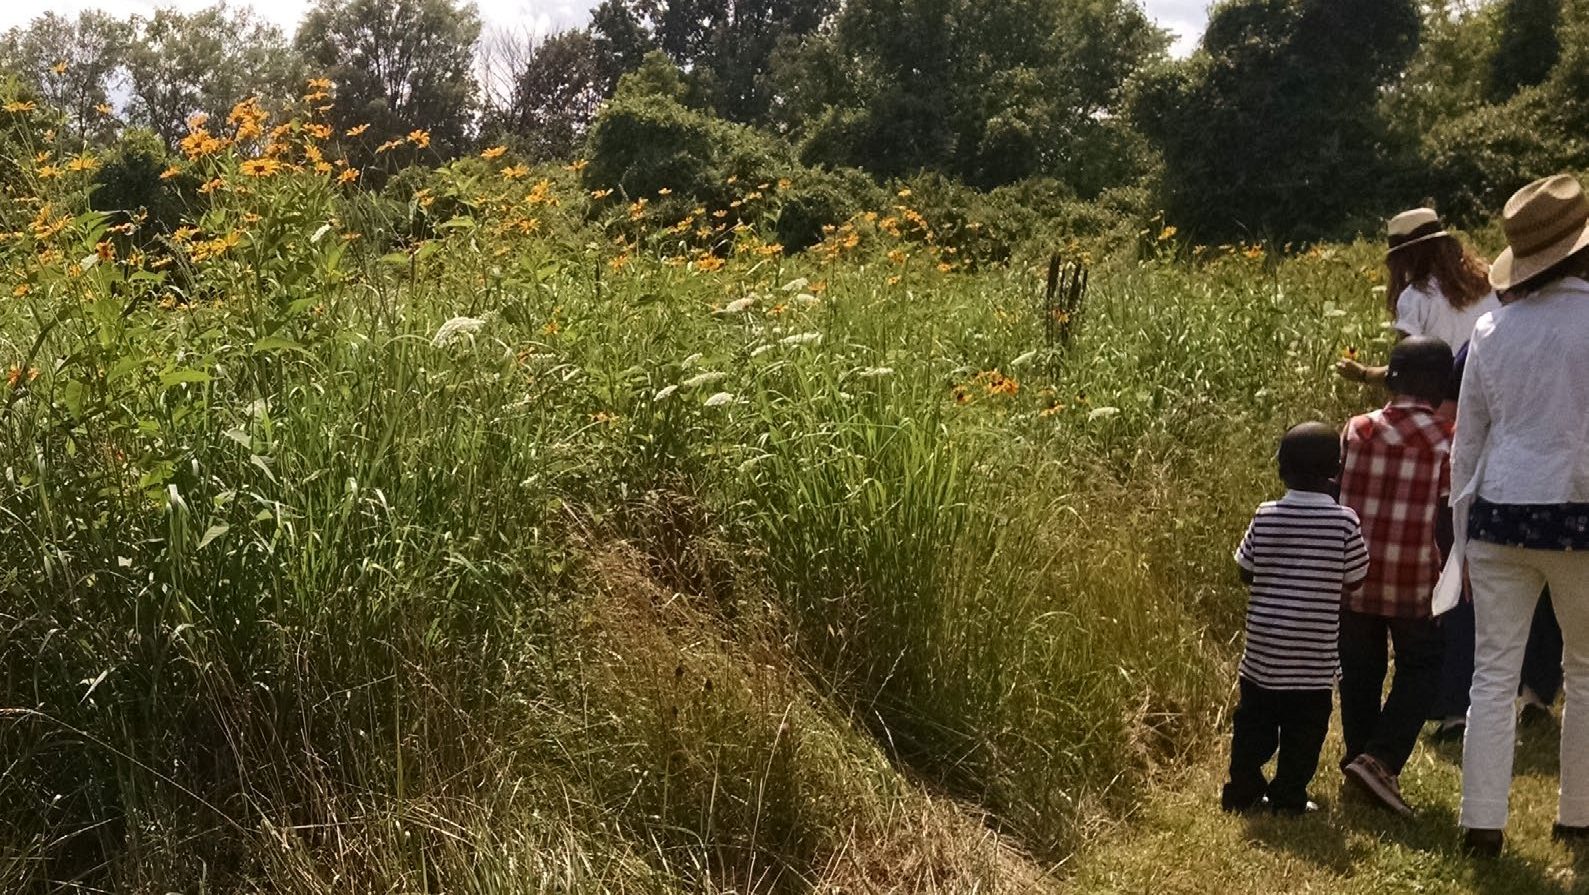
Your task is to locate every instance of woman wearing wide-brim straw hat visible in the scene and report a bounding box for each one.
[1453,173,1589,857]
[1336,207,1499,391]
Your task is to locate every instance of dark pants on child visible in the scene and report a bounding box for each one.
[1339,609,1444,774]
[1434,589,1564,719]
[1224,677,1332,812]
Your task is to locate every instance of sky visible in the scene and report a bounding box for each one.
[0,0,1210,56]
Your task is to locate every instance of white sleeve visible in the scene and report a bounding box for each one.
[1452,327,1491,502]
[1394,286,1425,338]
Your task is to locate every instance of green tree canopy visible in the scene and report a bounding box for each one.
[1488,0,1562,102]
[296,0,482,166]
[587,0,839,123]
[0,11,128,146]
[1131,0,1421,242]
[771,0,1165,191]
[123,4,303,149]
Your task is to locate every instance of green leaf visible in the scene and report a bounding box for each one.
[197,524,229,551]
[108,356,143,382]
[61,380,87,418]
[253,335,305,355]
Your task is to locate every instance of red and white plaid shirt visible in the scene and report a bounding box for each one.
[1338,398,1453,618]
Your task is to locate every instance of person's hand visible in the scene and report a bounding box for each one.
[1336,359,1368,382]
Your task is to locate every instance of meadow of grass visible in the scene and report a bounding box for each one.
[0,97,1409,892]
[1076,712,1589,893]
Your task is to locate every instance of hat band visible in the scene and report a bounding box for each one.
[1386,230,1451,255]
[1388,220,1445,247]
[1511,204,1589,256]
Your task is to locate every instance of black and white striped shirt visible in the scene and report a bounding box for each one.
[1235,490,1370,691]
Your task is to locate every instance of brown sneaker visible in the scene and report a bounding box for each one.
[1344,754,1414,817]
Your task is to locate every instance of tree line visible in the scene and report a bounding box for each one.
[3,0,1586,244]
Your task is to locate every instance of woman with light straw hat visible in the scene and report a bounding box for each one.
[1453,174,1589,857]
[1336,207,1499,391]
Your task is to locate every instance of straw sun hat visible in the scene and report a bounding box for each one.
[1489,174,1589,292]
[1385,207,1451,256]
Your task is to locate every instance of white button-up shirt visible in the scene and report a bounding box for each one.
[1453,276,1589,506]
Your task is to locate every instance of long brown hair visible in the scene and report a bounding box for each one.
[1385,235,1491,317]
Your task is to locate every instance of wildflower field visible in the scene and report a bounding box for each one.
[0,93,1396,891]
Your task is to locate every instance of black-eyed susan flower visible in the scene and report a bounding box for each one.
[239,158,282,177]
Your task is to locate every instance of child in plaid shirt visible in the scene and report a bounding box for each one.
[1337,336,1455,816]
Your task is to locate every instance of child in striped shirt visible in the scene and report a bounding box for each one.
[1223,422,1370,814]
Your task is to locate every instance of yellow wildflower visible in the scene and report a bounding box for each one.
[501,164,530,180]
[337,168,359,185]
[526,179,555,206]
[346,123,370,137]
[227,97,267,141]
[239,158,282,177]
[4,100,36,113]
[565,159,589,173]
[159,165,182,180]
[481,145,507,159]
[66,153,98,173]
[407,129,431,148]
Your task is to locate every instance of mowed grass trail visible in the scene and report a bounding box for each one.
[1074,692,1589,893]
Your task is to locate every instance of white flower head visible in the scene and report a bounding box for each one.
[704,391,736,407]
[717,296,756,315]
[780,332,822,347]
[857,366,894,379]
[793,293,820,305]
[654,384,679,402]
[781,277,809,292]
[432,315,488,347]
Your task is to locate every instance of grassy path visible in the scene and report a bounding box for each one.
[1073,704,1589,894]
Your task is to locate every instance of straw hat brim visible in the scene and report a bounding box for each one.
[1490,218,1589,292]
[1385,229,1452,256]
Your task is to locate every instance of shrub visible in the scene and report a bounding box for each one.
[585,71,879,253]
[1421,87,1589,223]
[89,128,201,238]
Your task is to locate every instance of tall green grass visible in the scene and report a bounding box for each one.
[0,145,1398,890]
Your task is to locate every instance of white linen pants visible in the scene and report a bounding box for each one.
[1462,540,1589,830]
